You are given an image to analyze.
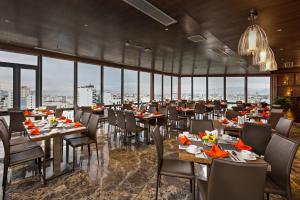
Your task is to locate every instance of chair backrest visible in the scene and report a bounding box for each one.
[116,110,126,129]
[108,108,117,125]
[213,100,221,110]
[46,106,57,112]
[268,112,283,129]
[271,108,284,113]
[168,106,179,121]
[207,159,267,200]
[151,126,164,171]
[122,103,132,110]
[190,119,214,134]
[195,103,206,114]
[74,109,83,122]
[0,117,10,137]
[241,122,272,155]
[0,119,11,162]
[158,107,168,115]
[80,106,92,113]
[81,112,91,127]
[225,110,239,120]
[148,106,157,113]
[54,108,64,118]
[87,114,99,140]
[264,134,299,197]
[124,112,137,132]
[275,117,293,137]
[9,111,26,133]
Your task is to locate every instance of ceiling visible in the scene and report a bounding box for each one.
[0,0,299,75]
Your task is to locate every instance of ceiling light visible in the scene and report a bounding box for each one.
[164,28,169,31]
[4,19,10,23]
[281,58,284,61]
[276,28,282,32]
[238,9,268,56]
[187,35,206,43]
[83,24,88,27]
[144,47,152,52]
[279,48,284,51]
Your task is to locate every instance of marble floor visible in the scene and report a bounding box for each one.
[0,122,299,200]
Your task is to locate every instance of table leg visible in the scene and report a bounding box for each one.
[53,136,62,176]
[45,139,51,159]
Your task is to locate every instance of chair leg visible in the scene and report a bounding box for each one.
[155,174,159,200]
[192,179,195,200]
[38,158,42,174]
[190,179,193,193]
[43,156,46,184]
[88,144,91,157]
[73,147,76,171]
[266,193,269,200]
[66,142,69,163]
[95,143,100,164]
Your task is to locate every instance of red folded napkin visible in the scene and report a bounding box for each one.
[204,145,229,158]
[177,106,182,111]
[232,117,238,122]
[24,119,32,125]
[257,120,264,124]
[65,119,72,124]
[30,128,40,135]
[178,136,191,145]
[59,116,66,120]
[221,118,229,124]
[24,111,32,116]
[262,112,270,118]
[240,111,248,115]
[233,139,252,151]
[198,132,207,139]
[74,122,83,128]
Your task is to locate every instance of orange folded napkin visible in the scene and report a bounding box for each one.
[74,122,83,128]
[24,111,32,116]
[232,117,238,122]
[178,136,191,145]
[59,116,66,120]
[154,112,160,115]
[262,112,270,118]
[257,120,264,124]
[24,119,32,125]
[233,139,252,151]
[240,111,248,115]
[204,145,229,158]
[30,128,40,135]
[198,132,207,139]
[65,119,72,124]
[27,124,36,129]
[221,118,229,124]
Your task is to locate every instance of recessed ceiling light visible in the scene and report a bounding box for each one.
[83,24,88,27]
[4,19,10,23]
[276,28,282,32]
[279,48,284,51]
[164,28,168,31]
[281,58,284,61]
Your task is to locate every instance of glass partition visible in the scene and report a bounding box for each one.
[181,77,192,100]
[172,76,178,100]
[163,75,171,100]
[140,72,150,103]
[0,67,13,111]
[154,74,162,101]
[124,69,138,103]
[208,77,224,100]
[193,77,206,100]
[103,67,121,105]
[20,69,36,109]
[226,77,245,103]
[248,77,270,103]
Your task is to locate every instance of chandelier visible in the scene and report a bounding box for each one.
[238,9,277,71]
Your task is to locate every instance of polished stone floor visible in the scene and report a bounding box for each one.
[0,122,299,200]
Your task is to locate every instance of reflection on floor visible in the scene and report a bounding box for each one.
[0,123,299,200]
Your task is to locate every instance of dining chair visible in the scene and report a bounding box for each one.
[46,106,57,112]
[148,106,157,113]
[0,116,29,146]
[156,107,169,136]
[241,122,272,155]
[0,118,40,154]
[213,100,222,118]
[9,111,26,136]
[74,109,83,122]
[54,108,64,118]
[168,106,187,130]
[270,108,284,113]
[197,159,267,200]
[275,117,293,137]
[80,106,92,113]
[107,108,117,132]
[0,122,46,199]
[116,110,126,136]
[194,103,207,120]
[267,112,283,129]
[152,126,195,200]
[66,114,100,170]
[225,110,239,120]
[264,134,299,200]
[190,119,214,134]
[124,112,146,142]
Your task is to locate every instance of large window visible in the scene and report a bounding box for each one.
[20,69,36,109]
[103,67,121,105]
[163,75,171,100]
[0,51,37,65]
[226,77,245,103]
[248,77,270,103]
[181,77,192,100]
[0,67,13,111]
[154,74,162,101]
[77,63,101,106]
[42,57,74,108]
[140,72,150,103]
[172,76,178,100]
[124,69,138,103]
[193,77,206,100]
[208,77,224,100]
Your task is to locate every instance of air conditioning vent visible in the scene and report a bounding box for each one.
[211,47,230,57]
[187,35,206,43]
[283,61,293,68]
[122,0,177,26]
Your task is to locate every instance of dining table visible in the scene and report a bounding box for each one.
[177,132,271,171]
[24,119,87,179]
[24,112,50,120]
[134,113,165,143]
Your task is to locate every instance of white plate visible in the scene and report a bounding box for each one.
[186,148,201,154]
[243,155,257,161]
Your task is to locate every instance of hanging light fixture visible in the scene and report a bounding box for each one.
[238,9,268,57]
[258,47,278,71]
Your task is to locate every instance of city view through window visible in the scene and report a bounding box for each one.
[0,50,271,111]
